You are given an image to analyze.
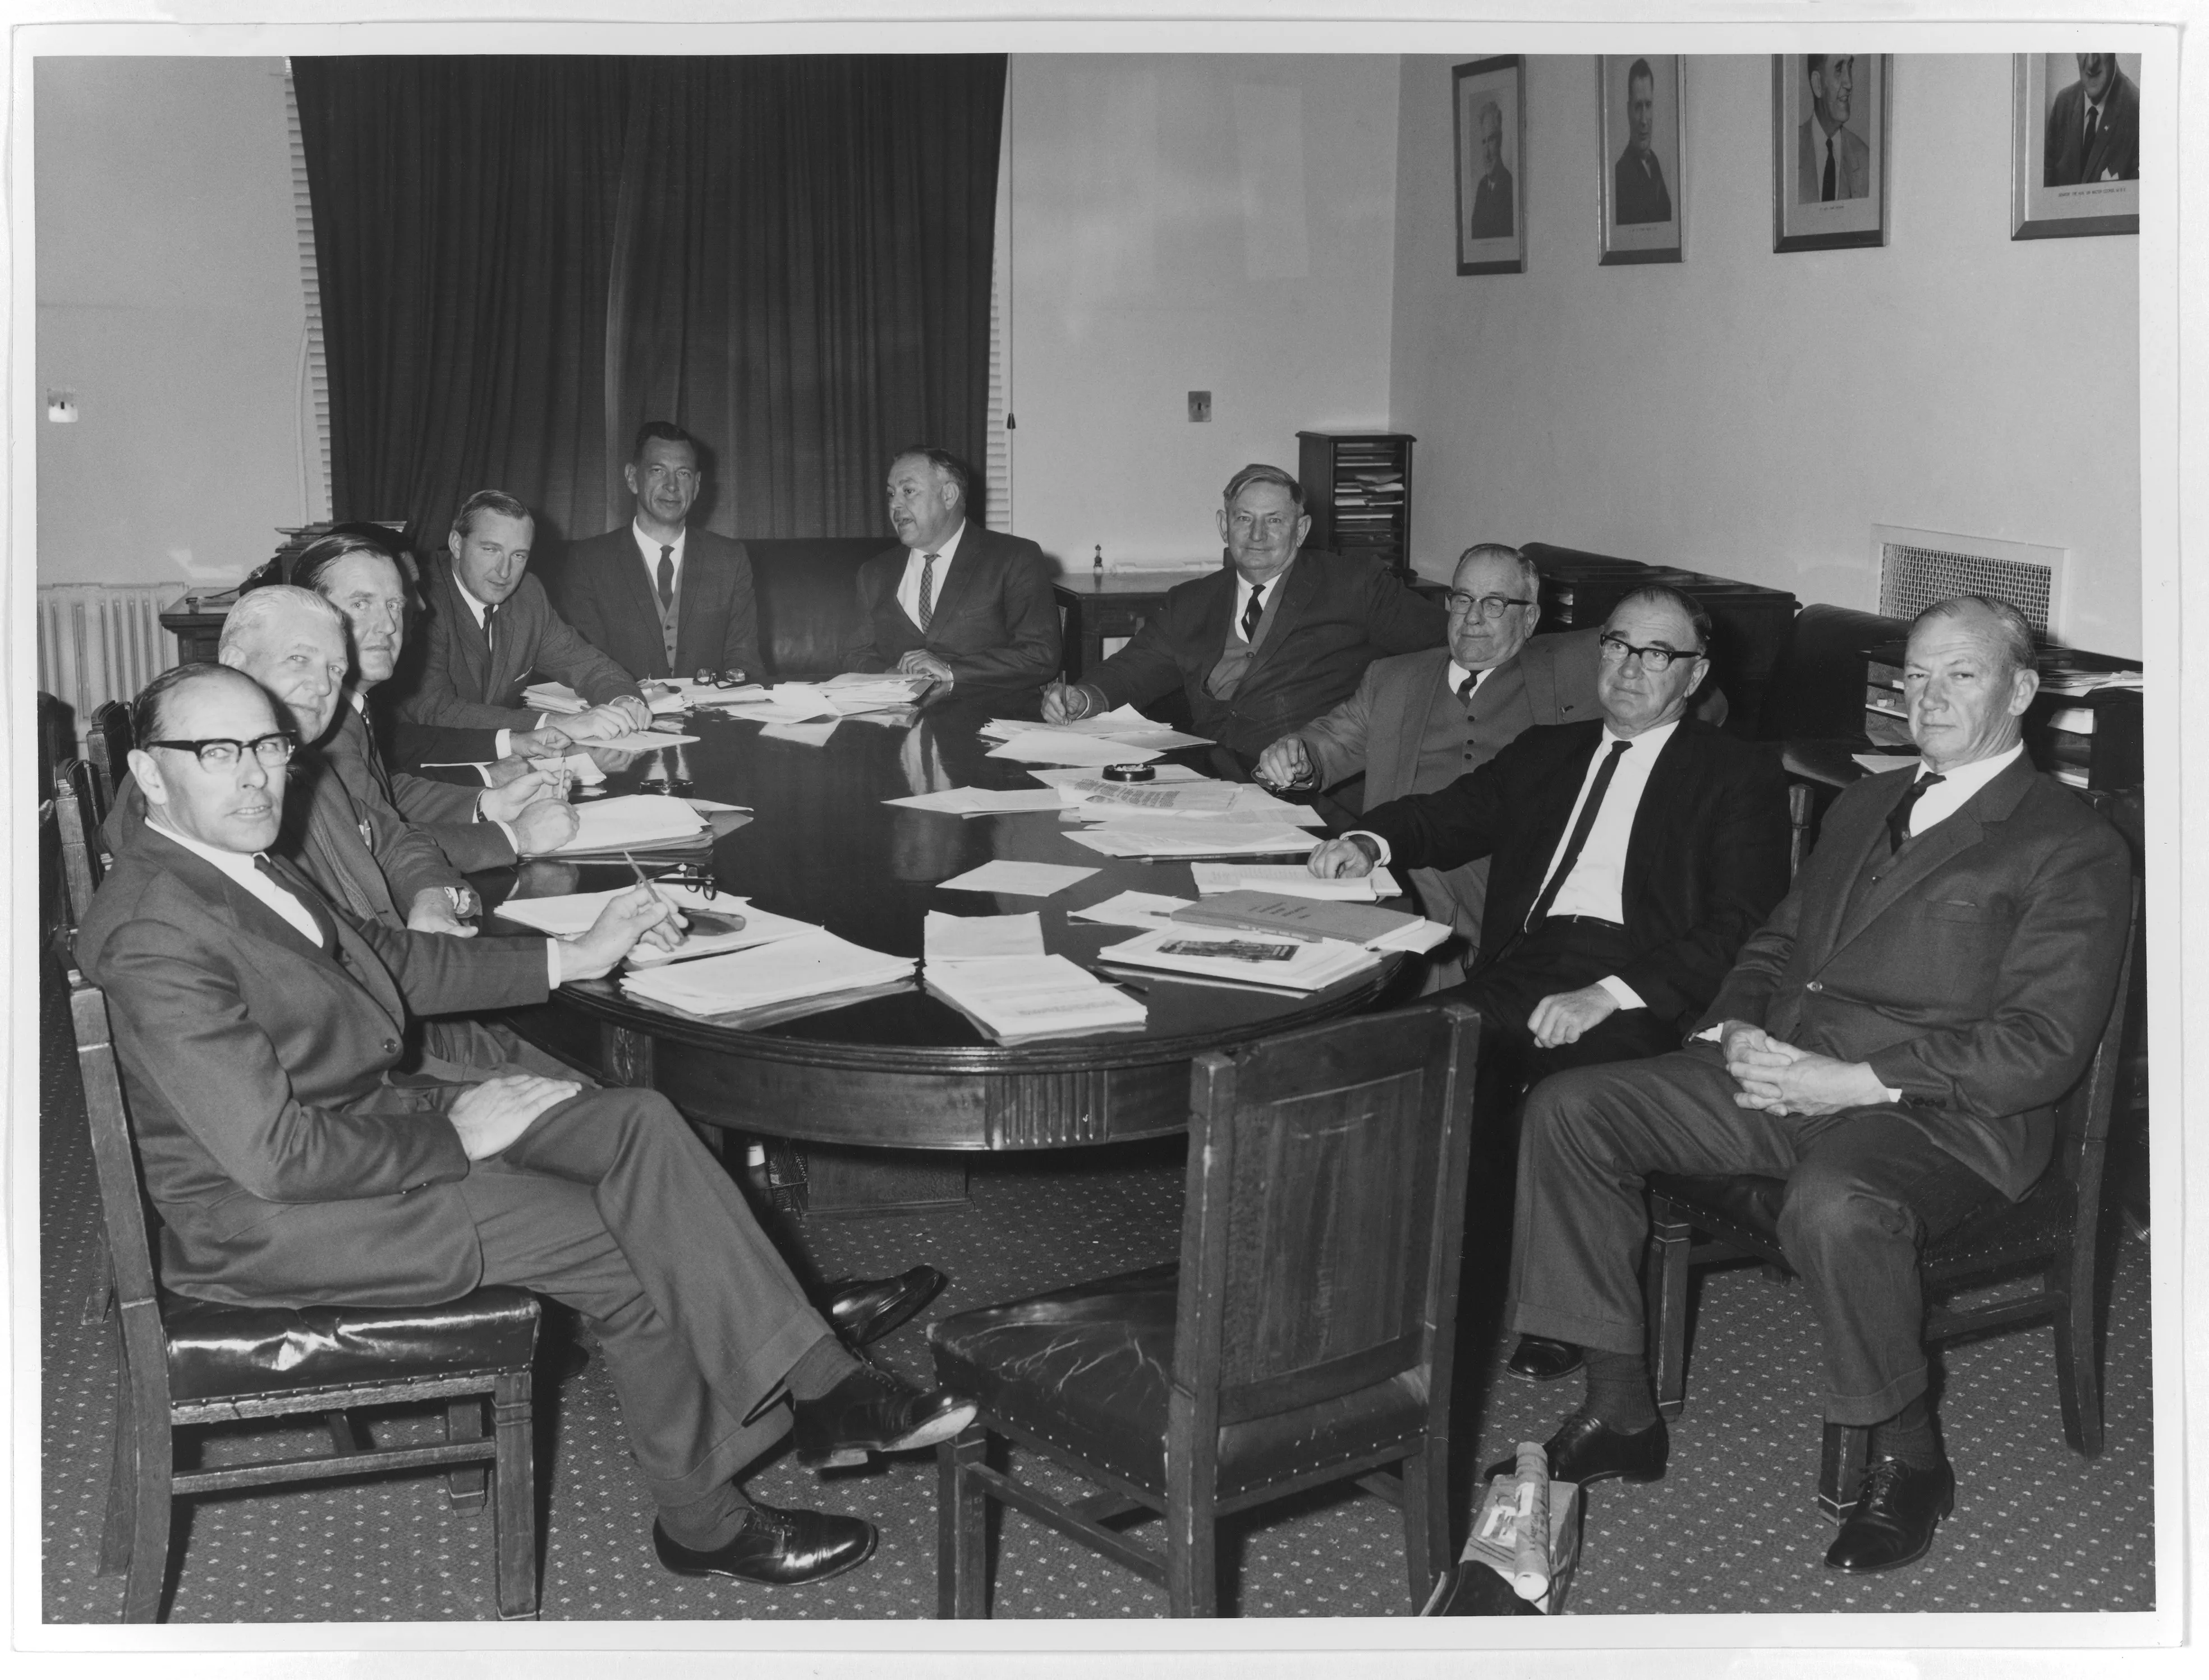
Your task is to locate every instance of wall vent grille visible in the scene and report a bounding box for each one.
[1873,526,2065,638]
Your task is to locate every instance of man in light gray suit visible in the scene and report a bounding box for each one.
[1798,54,1871,202]
[1256,544,1600,972]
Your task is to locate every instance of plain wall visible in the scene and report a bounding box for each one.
[1004,54,1401,572]
[1389,53,2142,658]
[35,57,313,590]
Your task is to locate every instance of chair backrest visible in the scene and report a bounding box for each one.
[88,699,136,813]
[1175,1002,1480,1430]
[68,974,173,1410]
[36,690,74,805]
[1757,602,1912,743]
[2049,876,2142,1168]
[53,758,104,938]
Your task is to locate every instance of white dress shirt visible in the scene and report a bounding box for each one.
[1233,570,1284,645]
[1447,661,1495,701]
[896,521,967,629]
[631,521,688,595]
[1898,743,2024,835]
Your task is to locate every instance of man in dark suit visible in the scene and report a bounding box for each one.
[2045,52,2139,186]
[1492,597,2130,1576]
[291,530,581,872]
[393,490,651,767]
[1798,54,1872,202]
[1309,584,1789,1083]
[558,422,763,684]
[842,447,1062,702]
[1042,463,1447,758]
[79,661,979,1587]
[1614,58,1674,225]
[1467,99,1515,240]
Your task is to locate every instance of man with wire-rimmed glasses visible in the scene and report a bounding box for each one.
[1255,544,1603,975]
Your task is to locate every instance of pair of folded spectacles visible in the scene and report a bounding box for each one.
[693,669,750,689]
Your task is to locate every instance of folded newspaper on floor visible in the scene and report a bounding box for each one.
[1423,1448,1582,1616]
[924,954,1146,1044]
[1189,861,1402,900]
[531,793,709,857]
[494,887,816,967]
[621,930,916,1016]
[1060,820,1319,860]
[1092,927,1381,992]
[1169,890,1449,953]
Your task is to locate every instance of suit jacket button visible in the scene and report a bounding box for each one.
[1806,982,1824,993]
[382,1037,401,1054]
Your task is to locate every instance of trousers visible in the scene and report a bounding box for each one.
[453,1083,828,1504]
[1508,1048,2005,1424]
[1448,918,1681,1084]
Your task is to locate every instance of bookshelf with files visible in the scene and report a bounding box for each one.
[1298,431,1415,577]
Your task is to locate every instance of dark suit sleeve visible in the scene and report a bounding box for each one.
[347,767,472,909]
[1614,746,1793,1023]
[1087,596,1201,714]
[1863,821,2131,1118]
[719,544,762,679]
[348,909,553,1020]
[1355,739,1521,869]
[943,545,1063,688]
[396,605,539,734]
[89,915,474,1204]
[1294,662,1381,790]
[529,592,645,707]
[1696,879,1799,1035]
[1362,565,1451,655]
[843,563,893,673]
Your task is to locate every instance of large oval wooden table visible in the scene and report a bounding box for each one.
[490,694,1404,1212]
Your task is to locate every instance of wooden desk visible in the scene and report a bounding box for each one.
[160,595,235,665]
[1052,567,1219,681]
[489,696,1399,1212]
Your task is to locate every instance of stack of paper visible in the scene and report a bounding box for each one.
[1191,862,1403,900]
[1094,928,1381,993]
[985,730,1163,768]
[981,707,1212,752]
[922,910,1045,961]
[535,794,708,857]
[925,954,1147,1045]
[495,887,816,966]
[819,672,933,711]
[621,931,915,1016]
[1054,776,1324,829]
[522,681,591,716]
[1060,820,1319,860]
[882,786,1068,817]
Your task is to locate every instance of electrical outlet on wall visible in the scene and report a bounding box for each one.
[1187,391,1211,423]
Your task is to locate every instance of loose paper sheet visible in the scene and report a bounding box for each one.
[923,910,1046,961]
[985,731,1164,767]
[935,859,1100,897]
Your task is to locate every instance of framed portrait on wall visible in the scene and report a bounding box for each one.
[1772,54,1889,252]
[1596,55,1683,264]
[2011,52,2140,239]
[1453,56,1526,275]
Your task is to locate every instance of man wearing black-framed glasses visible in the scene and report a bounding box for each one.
[1256,544,1603,974]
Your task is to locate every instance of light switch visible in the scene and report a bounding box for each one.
[1187,391,1211,423]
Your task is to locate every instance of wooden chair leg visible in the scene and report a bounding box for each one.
[1165,1494,1219,1617]
[82,1231,115,1327]
[491,1372,539,1620]
[444,1397,488,1508]
[97,1324,137,1577]
[937,1427,990,1618]
[326,1410,367,1457]
[1400,1446,1451,1611]
[2051,1282,2105,1458]
[117,1340,174,1622]
[1646,1198,1693,1420]
[1819,1421,1869,1523]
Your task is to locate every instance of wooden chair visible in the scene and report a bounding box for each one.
[68,971,543,1621]
[86,699,135,814]
[930,1001,1480,1617]
[37,689,74,805]
[1642,880,2142,1522]
[53,758,104,943]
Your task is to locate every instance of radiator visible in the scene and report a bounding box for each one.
[36,584,178,748]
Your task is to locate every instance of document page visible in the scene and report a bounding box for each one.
[936,860,1100,897]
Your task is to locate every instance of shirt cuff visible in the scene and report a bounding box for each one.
[546,940,563,988]
[1345,830,1393,867]
[493,729,515,760]
[494,818,521,850]
[1596,975,1646,1011]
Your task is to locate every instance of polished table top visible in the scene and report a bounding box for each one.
[487,694,1403,1088]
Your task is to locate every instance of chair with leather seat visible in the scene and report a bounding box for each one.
[930,1001,1480,1617]
[68,971,543,1621]
[1641,879,2141,1522]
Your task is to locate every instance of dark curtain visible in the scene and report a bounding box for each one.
[295,55,1005,562]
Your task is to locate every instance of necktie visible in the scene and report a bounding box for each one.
[1884,773,1946,856]
[358,708,395,804]
[1822,137,1836,201]
[1524,739,1631,931]
[2082,105,2101,165]
[918,553,939,632]
[656,546,675,611]
[481,601,497,662]
[1457,671,1479,708]
[254,853,340,952]
[1241,585,1266,645]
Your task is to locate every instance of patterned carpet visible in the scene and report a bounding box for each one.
[39,952,2155,1622]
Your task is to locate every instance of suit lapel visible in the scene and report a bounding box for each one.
[1619,725,1692,918]
[438,564,496,700]
[620,530,667,649]
[1826,760,2038,955]
[1389,650,1449,798]
[924,531,988,629]
[1239,554,1319,685]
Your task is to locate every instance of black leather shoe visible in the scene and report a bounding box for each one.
[652,1502,877,1586]
[1504,1334,1584,1384]
[825,1266,948,1347]
[792,1363,976,1470]
[1485,1411,1668,1487]
[1824,1456,1954,1573]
